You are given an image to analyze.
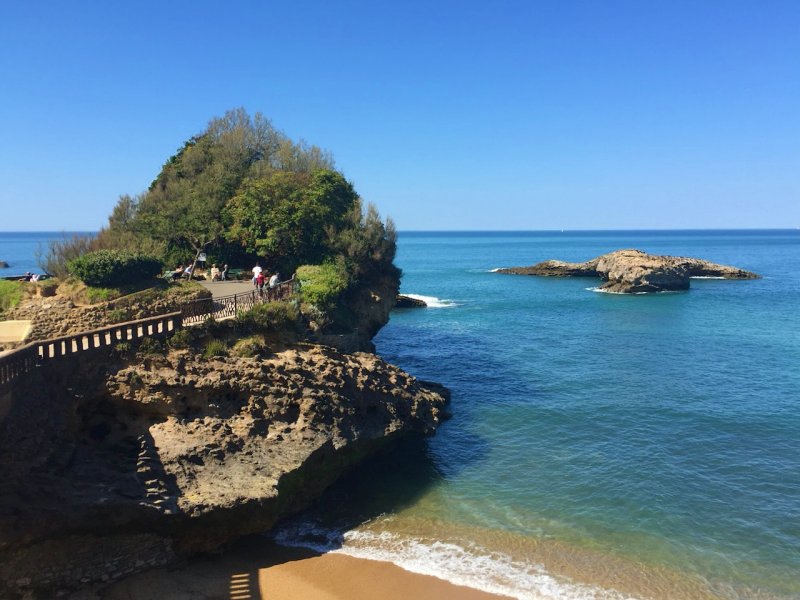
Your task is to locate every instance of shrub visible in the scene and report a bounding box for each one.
[231,335,268,358]
[138,337,165,355]
[37,233,96,279]
[68,250,162,288]
[106,308,131,323]
[0,281,24,314]
[167,328,191,349]
[203,339,228,358]
[296,261,349,311]
[236,301,302,335]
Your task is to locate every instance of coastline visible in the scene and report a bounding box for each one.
[77,536,508,600]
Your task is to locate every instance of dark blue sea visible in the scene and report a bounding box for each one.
[4,230,799,598]
[278,230,800,600]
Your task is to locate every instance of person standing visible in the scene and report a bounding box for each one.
[256,271,266,297]
[221,264,229,281]
[252,262,263,286]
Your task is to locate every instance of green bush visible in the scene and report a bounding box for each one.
[296,261,349,310]
[138,337,165,355]
[203,339,228,358]
[236,301,302,334]
[106,308,131,323]
[167,328,191,349]
[231,335,269,358]
[0,281,24,314]
[68,250,162,287]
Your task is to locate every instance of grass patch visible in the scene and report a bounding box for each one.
[231,334,269,358]
[137,337,165,356]
[236,302,302,336]
[105,308,131,323]
[0,280,25,314]
[86,286,120,303]
[202,338,228,358]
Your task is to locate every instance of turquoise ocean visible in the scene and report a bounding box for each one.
[3,230,799,598]
[275,230,800,600]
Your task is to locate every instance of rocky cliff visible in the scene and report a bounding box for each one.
[497,249,759,293]
[0,340,448,597]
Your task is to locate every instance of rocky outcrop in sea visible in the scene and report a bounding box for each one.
[496,249,759,293]
[395,294,427,308]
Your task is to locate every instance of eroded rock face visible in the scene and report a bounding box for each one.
[496,249,759,293]
[0,344,448,596]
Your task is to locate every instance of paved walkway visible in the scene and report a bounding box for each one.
[198,280,254,299]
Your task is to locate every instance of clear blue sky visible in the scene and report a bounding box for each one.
[1,1,798,231]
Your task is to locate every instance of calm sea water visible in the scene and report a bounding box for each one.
[0,231,91,277]
[3,230,799,598]
[276,230,800,600]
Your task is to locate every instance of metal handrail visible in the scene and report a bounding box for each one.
[181,277,297,325]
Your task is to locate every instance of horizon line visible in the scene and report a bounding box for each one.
[1,227,798,234]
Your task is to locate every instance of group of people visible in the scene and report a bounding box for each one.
[172,264,229,281]
[18,272,40,282]
[251,263,280,293]
[209,264,228,281]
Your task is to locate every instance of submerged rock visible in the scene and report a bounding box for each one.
[0,260,9,269]
[496,249,759,293]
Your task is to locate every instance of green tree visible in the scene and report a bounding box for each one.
[224,169,358,273]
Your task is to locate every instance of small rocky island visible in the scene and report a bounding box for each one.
[496,249,759,293]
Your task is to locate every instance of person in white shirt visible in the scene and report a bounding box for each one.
[251,263,262,285]
[268,273,279,288]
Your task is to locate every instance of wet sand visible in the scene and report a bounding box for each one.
[76,535,509,600]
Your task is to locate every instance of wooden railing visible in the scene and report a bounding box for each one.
[0,312,182,390]
[0,277,299,390]
[181,277,297,325]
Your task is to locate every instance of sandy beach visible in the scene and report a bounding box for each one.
[74,535,509,600]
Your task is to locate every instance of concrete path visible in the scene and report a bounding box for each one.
[0,320,32,343]
[198,281,254,299]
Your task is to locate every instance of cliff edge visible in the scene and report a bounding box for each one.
[0,341,448,597]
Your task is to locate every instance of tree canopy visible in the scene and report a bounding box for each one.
[76,108,397,301]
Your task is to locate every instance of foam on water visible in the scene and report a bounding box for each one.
[402,293,460,308]
[585,286,681,295]
[272,521,637,600]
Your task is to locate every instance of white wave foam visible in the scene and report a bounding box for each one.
[403,293,460,308]
[488,267,505,272]
[273,523,637,600]
[586,287,680,295]
[690,276,726,279]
